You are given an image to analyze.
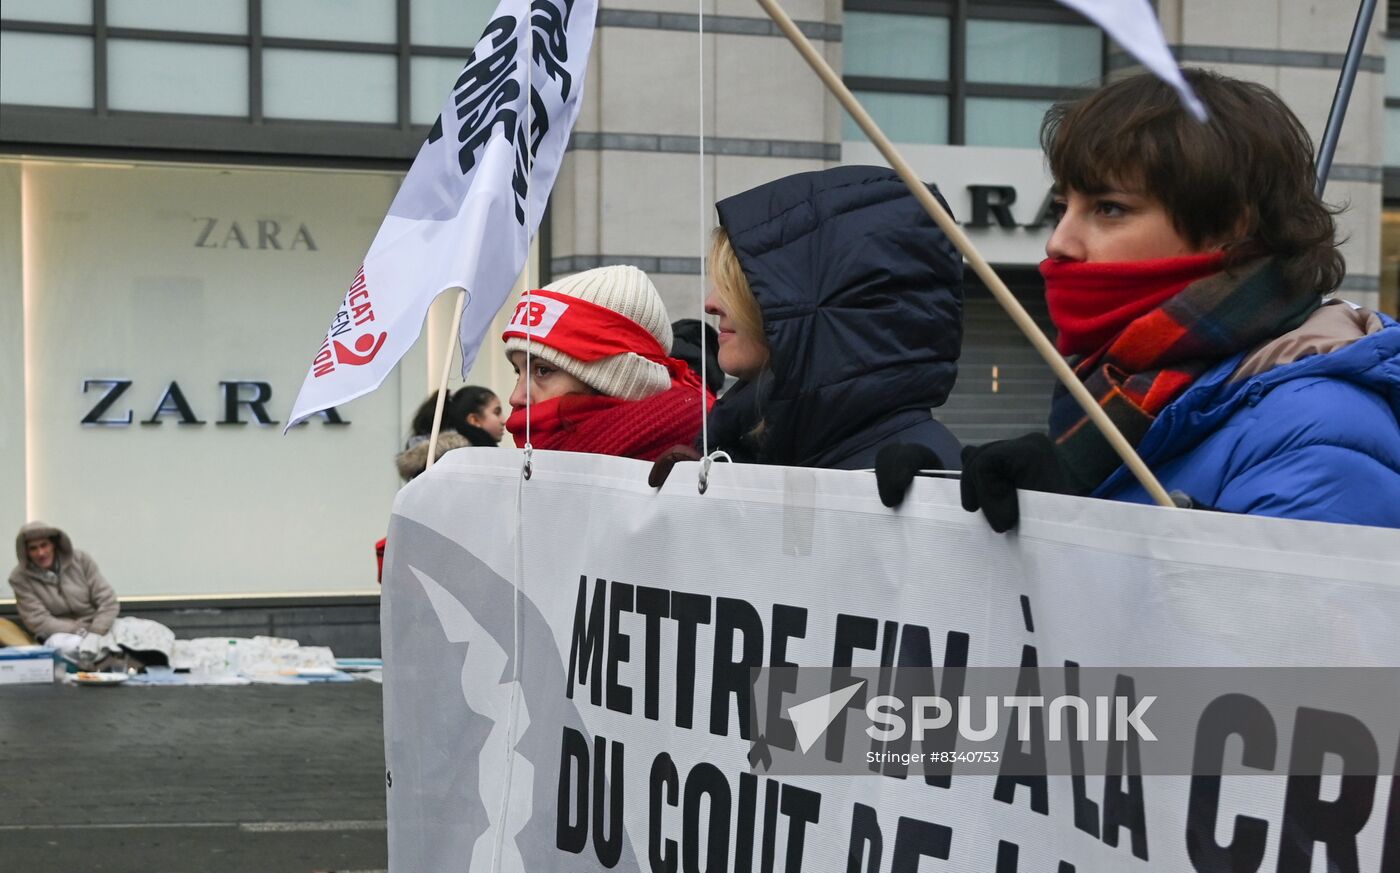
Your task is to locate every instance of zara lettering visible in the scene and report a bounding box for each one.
[81,379,347,427]
[193,218,318,251]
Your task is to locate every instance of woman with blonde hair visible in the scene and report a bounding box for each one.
[699,165,964,470]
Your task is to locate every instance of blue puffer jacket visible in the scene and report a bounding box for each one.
[715,165,964,470]
[1095,307,1400,528]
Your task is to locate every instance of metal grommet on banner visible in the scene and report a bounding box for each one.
[698,450,732,495]
[522,445,533,481]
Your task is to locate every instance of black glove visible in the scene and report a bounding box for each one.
[960,433,1074,533]
[648,445,703,488]
[875,443,947,508]
[1169,491,1221,512]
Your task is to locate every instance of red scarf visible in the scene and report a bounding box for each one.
[506,370,714,461]
[1042,252,1229,356]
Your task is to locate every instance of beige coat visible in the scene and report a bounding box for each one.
[8,521,119,641]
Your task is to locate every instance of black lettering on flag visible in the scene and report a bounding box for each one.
[670,592,712,731]
[557,726,589,854]
[591,735,624,868]
[760,778,780,873]
[459,85,519,176]
[711,598,763,740]
[826,614,879,763]
[635,585,670,721]
[512,86,550,224]
[450,15,522,177]
[778,784,821,871]
[682,763,730,873]
[762,605,808,753]
[891,816,952,870]
[531,0,576,100]
[1102,674,1149,861]
[1278,708,1379,873]
[995,841,1019,873]
[606,581,634,715]
[995,645,1049,815]
[847,803,882,873]
[1064,661,1101,838]
[1380,732,1399,873]
[1186,693,1274,872]
[567,576,605,706]
[734,773,758,873]
[650,753,680,873]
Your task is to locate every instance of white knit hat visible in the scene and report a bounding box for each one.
[502,265,674,400]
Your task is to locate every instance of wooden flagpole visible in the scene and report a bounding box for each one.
[754,0,1174,508]
[424,288,468,472]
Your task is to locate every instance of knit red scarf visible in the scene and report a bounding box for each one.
[506,373,714,462]
[1042,252,1229,356]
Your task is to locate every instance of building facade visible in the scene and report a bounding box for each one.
[0,0,1388,596]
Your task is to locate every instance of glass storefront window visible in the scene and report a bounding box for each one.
[4,159,406,596]
[107,0,247,35]
[109,41,248,116]
[1386,107,1400,167]
[843,12,950,81]
[0,0,90,25]
[0,32,93,108]
[1387,38,1400,98]
[411,56,466,125]
[263,49,397,123]
[966,20,1100,87]
[1383,210,1400,316]
[845,91,949,144]
[262,0,397,44]
[410,0,497,47]
[965,97,1055,148]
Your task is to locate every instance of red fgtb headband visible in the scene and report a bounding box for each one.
[501,288,668,363]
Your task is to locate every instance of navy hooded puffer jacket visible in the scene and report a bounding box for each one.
[713,166,964,469]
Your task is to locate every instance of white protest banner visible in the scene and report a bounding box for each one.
[382,450,1399,872]
[286,0,598,429]
[1054,0,1207,121]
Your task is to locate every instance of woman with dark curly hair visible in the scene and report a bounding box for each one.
[395,385,505,481]
[882,68,1400,529]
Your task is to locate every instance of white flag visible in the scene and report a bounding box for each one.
[1055,0,1207,121]
[286,0,599,429]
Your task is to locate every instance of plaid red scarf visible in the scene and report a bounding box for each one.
[1044,257,1320,493]
[507,378,714,462]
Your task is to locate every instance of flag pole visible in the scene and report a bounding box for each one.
[753,0,1174,508]
[424,288,468,472]
[1315,0,1379,193]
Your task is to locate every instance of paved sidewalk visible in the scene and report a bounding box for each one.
[0,682,387,873]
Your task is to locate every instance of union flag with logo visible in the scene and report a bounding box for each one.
[286,0,599,430]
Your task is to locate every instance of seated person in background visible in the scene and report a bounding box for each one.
[879,69,1400,529]
[8,522,173,669]
[396,385,506,482]
[699,165,964,470]
[501,264,714,461]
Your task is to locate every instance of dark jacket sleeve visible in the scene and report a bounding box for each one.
[79,552,121,635]
[9,572,80,640]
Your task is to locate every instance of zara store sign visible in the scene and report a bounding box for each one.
[80,379,346,427]
[841,142,1057,265]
